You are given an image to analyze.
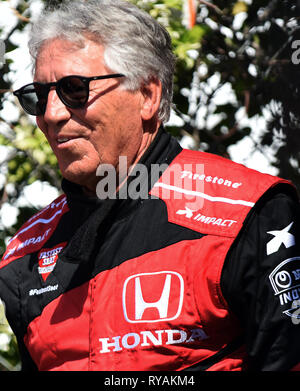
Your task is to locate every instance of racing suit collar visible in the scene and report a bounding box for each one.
[61,125,171,203]
[59,126,180,264]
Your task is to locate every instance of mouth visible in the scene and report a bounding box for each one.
[56,135,84,147]
[57,137,71,144]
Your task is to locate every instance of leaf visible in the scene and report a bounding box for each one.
[181,24,208,44]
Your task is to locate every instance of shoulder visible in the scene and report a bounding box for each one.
[0,194,69,269]
[170,148,285,184]
[150,149,296,237]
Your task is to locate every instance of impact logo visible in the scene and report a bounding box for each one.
[269,256,300,319]
[2,195,68,265]
[176,206,237,228]
[37,242,67,281]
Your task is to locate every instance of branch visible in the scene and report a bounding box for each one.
[198,0,223,15]
[0,183,8,209]
[11,8,30,23]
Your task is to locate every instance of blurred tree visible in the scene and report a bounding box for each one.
[0,0,300,370]
[131,0,300,191]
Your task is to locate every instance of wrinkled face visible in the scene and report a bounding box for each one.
[34,39,149,192]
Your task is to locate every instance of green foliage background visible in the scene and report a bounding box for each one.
[1,0,300,370]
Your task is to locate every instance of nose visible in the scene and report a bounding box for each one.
[43,88,71,124]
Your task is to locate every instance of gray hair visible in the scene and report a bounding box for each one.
[28,0,176,123]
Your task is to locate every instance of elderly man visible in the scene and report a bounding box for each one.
[0,0,300,371]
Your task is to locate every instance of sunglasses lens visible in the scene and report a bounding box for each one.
[18,84,47,116]
[15,74,116,115]
[59,76,88,108]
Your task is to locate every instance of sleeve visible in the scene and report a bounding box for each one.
[0,266,38,371]
[221,183,300,371]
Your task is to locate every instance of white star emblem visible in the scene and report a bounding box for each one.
[176,206,195,219]
[266,222,295,255]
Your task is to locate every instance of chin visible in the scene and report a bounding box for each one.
[61,164,97,191]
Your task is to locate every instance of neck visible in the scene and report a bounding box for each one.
[83,120,161,196]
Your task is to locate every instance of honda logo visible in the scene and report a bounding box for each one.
[122,271,184,323]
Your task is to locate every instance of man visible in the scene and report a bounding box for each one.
[0,0,300,371]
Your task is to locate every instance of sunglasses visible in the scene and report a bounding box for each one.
[13,73,125,116]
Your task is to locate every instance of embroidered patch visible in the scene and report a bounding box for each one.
[37,242,67,281]
[269,256,300,319]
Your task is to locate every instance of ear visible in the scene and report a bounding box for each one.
[140,78,162,121]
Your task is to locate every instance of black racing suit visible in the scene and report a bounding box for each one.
[0,128,300,371]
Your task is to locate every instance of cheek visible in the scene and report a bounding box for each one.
[36,116,44,128]
[36,117,48,137]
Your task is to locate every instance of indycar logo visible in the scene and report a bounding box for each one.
[38,242,67,281]
[269,256,300,319]
[122,271,184,323]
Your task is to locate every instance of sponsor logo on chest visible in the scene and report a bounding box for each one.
[99,271,209,354]
[37,242,67,281]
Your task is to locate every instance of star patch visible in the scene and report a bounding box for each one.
[267,222,295,255]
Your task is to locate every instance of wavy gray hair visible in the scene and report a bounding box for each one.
[28,0,175,123]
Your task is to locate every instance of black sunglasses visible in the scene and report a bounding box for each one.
[13,73,125,116]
